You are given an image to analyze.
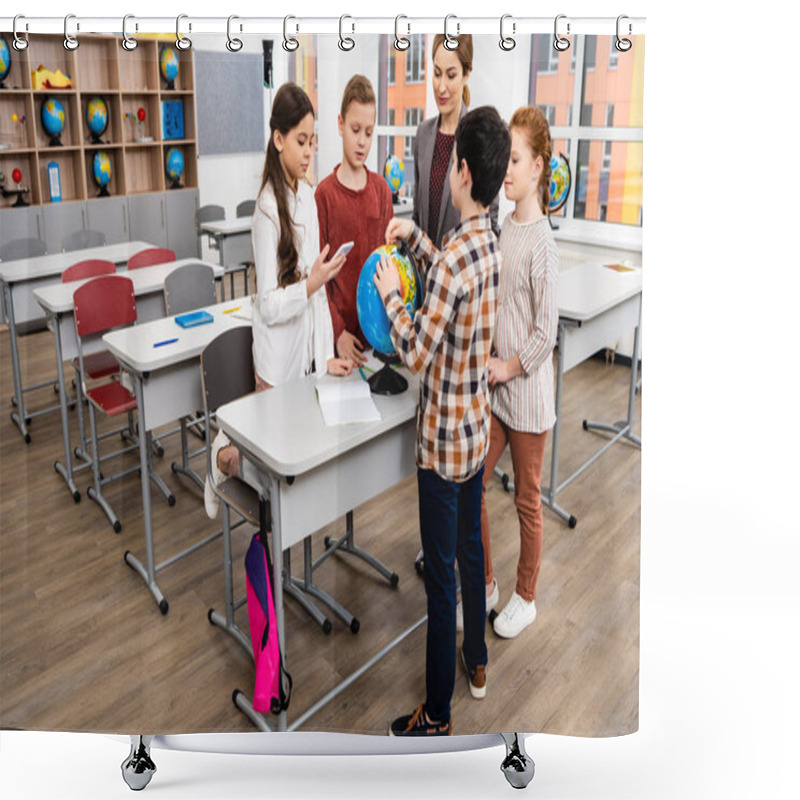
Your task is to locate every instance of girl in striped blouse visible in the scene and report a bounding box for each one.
[457,106,559,639]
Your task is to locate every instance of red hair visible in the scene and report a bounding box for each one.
[509,106,553,214]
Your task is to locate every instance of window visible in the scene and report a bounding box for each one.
[388,53,396,86]
[406,36,426,84]
[530,34,643,233]
[404,108,424,158]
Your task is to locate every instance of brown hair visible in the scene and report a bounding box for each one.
[431,33,473,107]
[509,106,553,215]
[259,82,315,288]
[340,74,376,118]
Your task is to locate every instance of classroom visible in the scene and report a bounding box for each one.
[0,26,642,743]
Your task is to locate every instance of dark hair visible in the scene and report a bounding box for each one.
[259,82,315,288]
[510,106,553,214]
[454,106,510,208]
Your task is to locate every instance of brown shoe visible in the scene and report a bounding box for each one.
[461,648,486,699]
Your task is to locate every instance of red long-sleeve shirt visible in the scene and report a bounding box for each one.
[315,164,394,349]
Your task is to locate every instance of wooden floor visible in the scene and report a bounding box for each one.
[0,285,640,738]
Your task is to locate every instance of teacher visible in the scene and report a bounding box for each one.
[412,33,499,247]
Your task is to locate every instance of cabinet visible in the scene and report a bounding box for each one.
[165,189,199,259]
[42,201,86,254]
[128,194,168,249]
[87,196,129,245]
[1,34,197,213]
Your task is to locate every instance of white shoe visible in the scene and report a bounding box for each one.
[492,592,537,639]
[203,431,229,519]
[456,579,499,632]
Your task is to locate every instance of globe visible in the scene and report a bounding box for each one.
[549,152,572,213]
[160,46,179,89]
[0,35,11,86]
[85,96,109,143]
[41,97,66,145]
[165,147,184,188]
[383,155,405,195]
[356,244,422,357]
[93,151,112,197]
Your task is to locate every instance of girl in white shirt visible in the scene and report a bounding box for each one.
[205,82,350,517]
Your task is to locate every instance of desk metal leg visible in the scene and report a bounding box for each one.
[3,281,31,443]
[218,236,227,301]
[51,314,81,502]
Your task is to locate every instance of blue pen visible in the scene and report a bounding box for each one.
[153,337,178,348]
[358,366,367,381]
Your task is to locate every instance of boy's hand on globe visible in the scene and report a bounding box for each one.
[373,255,401,302]
[337,330,367,366]
[385,218,413,244]
[326,357,353,376]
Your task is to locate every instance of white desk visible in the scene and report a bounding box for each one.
[34,259,224,504]
[103,298,250,613]
[0,240,155,442]
[200,218,253,299]
[497,261,642,528]
[215,370,419,732]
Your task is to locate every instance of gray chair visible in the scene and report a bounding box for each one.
[163,262,219,490]
[0,237,47,261]
[62,229,107,252]
[195,204,225,254]
[236,199,255,218]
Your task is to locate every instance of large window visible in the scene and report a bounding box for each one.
[530,34,643,235]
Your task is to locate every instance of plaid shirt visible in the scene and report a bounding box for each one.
[385,215,500,482]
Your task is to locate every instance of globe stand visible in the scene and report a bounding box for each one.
[96,184,110,198]
[0,183,30,207]
[89,132,105,145]
[392,191,400,205]
[168,177,183,190]
[47,133,63,147]
[164,79,175,91]
[368,350,407,396]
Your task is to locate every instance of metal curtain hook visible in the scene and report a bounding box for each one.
[12,15,29,51]
[444,14,460,50]
[554,14,570,52]
[64,14,79,51]
[615,15,632,52]
[500,14,516,51]
[226,15,243,52]
[394,15,410,51]
[121,15,138,51]
[339,15,355,51]
[283,15,299,52]
[176,14,192,50]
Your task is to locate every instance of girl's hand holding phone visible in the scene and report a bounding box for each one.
[308,244,347,296]
[326,357,353,376]
[385,218,413,245]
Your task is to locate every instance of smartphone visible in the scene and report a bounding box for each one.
[332,241,354,260]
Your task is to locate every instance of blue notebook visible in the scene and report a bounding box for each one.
[175,310,213,328]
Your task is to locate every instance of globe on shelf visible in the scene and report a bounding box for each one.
[165,147,184,189]
[160,46,179,90]
[383,154,405,202]
[0,34,11,88]
[41,97,66,147]
[85,96,109,144]
[549,152,572,215]
[356,243,423,395]
[93,150,112,197]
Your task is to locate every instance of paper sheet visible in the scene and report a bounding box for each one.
[315,376,381,426]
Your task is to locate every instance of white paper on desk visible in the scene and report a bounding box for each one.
[228,303,253,321]
[315,376,381,426]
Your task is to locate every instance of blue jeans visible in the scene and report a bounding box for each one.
[417,466,488,722]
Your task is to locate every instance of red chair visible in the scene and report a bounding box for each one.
[62,260,122,463]
[73,275,173,532]
[127,247,176,270]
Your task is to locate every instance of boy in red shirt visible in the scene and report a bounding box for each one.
[315,75,394,366]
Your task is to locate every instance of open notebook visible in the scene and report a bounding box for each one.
[315,374,381,426]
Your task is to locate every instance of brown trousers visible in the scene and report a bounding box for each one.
[480,414,548,602]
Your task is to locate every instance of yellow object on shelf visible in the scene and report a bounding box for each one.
[32,66,73,91]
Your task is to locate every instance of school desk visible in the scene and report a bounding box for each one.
[215,368,419,732]
[199,217,253,299]
[33,260,224,504]
[0,241,155,443]
[496,261,642,528]
[101,298,249,613]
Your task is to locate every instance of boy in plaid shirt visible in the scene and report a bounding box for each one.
[375,106,511,736]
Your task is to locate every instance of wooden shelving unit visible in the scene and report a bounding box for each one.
[0,34,197,209]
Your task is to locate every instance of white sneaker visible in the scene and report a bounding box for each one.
[492,592,537,639]
[456,579,499,632]
[203,431,230,519]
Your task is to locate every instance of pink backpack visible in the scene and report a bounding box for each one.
[245,533,292,714]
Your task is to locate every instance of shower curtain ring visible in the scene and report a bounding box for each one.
[443,14,459,50]
[176,14,192,51]
[283,16,299,52]
[64,14,79,51]
[499,14,516,51]
[615,15,633,52]
[339,15,355,51]
[12,15,29,51]
[226,15,243,52]
[394,15,410,51]
[554,14,571,52]
[121,15,138,51]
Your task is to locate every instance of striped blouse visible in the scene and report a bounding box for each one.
[492,214,559,434]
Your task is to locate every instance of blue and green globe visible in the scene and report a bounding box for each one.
[41,97,66,143]
[165,147,184,187]
[85,96,108,142]
[356,244,422,356]
[160,46,179,88]
[0,35,11,85]
[384,155,405,195]
[549,153,571,213]
[93,150,112,196]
